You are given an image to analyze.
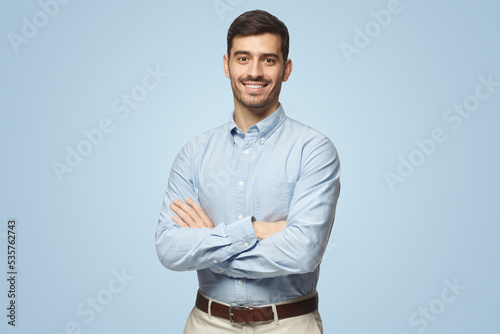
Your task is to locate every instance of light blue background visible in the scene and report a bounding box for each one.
[1,0,499,333]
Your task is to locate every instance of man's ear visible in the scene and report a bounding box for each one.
[282,59,293,82]
[223,54,230,79]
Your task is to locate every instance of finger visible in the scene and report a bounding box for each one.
[170,202,195,226]
[172,215,189,227]
[173,199,202,223]
[185,198,214,227]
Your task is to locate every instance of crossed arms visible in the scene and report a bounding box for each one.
[170,197,287,240]
[155,136,340,279]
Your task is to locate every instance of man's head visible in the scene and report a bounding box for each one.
[224,10,292,116]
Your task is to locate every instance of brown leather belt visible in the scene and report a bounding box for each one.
[195,290,318,323]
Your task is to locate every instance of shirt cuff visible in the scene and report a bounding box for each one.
[210,216,257,273]
[229,215,257,249]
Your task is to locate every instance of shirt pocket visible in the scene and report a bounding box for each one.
[256,180,295,221]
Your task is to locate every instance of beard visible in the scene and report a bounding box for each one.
[229,75,282,112]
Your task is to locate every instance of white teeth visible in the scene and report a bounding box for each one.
[246,84,263,88]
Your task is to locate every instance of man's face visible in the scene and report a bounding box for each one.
[224,33,292,114]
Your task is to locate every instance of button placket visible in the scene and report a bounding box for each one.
[233,131,256,306]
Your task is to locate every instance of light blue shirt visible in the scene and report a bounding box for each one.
[156,104,340,307]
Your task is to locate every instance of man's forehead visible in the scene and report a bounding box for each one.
[231,33,282,55]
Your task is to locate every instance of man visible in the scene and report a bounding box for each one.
[156,9,340,333]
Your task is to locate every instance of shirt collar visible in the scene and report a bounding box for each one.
[228,104,287,143]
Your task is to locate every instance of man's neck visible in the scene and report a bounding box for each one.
[233,101,279,134]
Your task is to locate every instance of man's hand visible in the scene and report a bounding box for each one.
[170,197,285,238]
[170,198,214,228]
[252,220,287,240]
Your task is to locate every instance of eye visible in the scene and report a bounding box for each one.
[264,58,276,64]
[238,56,248,62]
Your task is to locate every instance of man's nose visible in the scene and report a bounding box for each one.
[247,60,264,79]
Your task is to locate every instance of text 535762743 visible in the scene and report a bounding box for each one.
[6,219,17,326]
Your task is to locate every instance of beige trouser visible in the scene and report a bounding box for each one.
[183,292,323,334]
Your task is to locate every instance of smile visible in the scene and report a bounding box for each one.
[242,83,269,89]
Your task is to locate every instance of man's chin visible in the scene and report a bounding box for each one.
[241,103,272,113]
[237,97,272,110]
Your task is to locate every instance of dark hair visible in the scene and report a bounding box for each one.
[227,10,290,61]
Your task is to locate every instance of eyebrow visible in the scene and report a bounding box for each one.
[232,50,280,59]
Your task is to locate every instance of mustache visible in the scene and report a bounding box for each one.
[240,77,271,84]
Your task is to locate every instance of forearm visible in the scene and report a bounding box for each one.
[155,210,257,271]
[211,207,337,278]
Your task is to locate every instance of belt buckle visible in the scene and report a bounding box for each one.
[229,306,254,323]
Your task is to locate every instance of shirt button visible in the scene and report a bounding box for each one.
[213,259,218,264]
[238,280,242,285]
[219,268,224,273]
[260,137,265,142]
[238,214,243,220]
[244,149,249,155]
[238,180,244,186]
[243,242,249,247]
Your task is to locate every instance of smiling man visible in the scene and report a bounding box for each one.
[156,10,340,333]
